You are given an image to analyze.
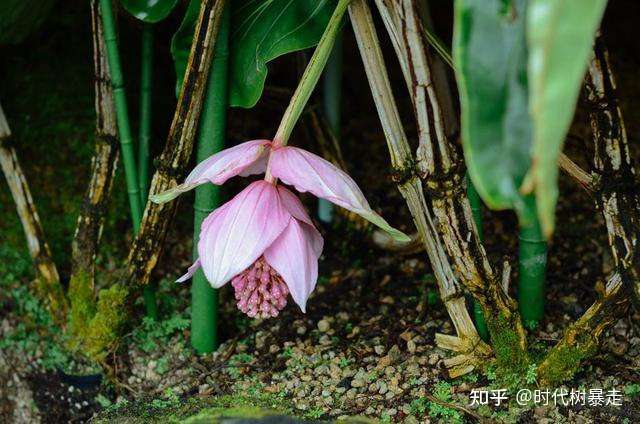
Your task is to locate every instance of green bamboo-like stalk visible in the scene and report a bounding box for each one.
[318,31,343,223]
[138,23,153,200]
[100,0,142,227]
[466,173,489,341]
[100,0,157,316]
[190,3,230,354]
[138,23,158,319]
[518,203,547,329]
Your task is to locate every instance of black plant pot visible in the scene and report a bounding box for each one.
[57,368,103,390]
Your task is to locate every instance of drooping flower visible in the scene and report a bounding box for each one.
[175,180,322,316]
[152,140,409,317]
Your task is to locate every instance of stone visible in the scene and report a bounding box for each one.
[428,353,439,365]
[351,378,365,388]
[377,355,391,369]
[378,381,388,395]
[388,345,402,363]
[317,319,331,332]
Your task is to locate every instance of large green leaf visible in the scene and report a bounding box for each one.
[0,0,56,45]
[527,0,607,236]
[171,0,338,107]
[453,0,533,218]
[120,0,180,23]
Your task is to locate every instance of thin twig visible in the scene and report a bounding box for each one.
[558,152,594,191]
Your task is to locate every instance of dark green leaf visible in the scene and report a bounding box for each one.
[120,0,180,23]
[228,0,337,108]
[527,0,607,236]
[453,0,533,218]
[171,0,338,107]
[170,0,200,97]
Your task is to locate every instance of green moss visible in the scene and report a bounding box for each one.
[539,343,595,386]
[82,283,129,362]
[94,392,295,423]
[183,406,283,423]
[93,391,378,424]
[486,312,530,388]
[66,270,96,348]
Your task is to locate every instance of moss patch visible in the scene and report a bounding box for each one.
[93,392,295,423]
[538,343,595,386]
[82,283,129,362]
[66,270,97,348]
[93,391,379,424]
[182,406,289,423]
[486,312,530,388]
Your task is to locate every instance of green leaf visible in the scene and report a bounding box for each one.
[171,0,338,107]
[170,0,200,97]
[120,0,180,23]
[228,0,338,108]
[453,0,533,218]
[527,0,607,236]
[0,0,56,45]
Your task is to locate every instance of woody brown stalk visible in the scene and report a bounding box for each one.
[348,0,491,377]
[72,0,228,362]
[125,0,226,287]
[373,0,529,374]
[538,35,639,385]
[0,102,67,325]
[67,0,121,341]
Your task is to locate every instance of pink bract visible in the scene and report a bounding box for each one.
[153,139,409,316]
[177,180,323,313]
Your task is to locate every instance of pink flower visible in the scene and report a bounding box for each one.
[152,140,409,317]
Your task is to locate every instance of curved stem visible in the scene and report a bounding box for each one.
[264,0,352,183]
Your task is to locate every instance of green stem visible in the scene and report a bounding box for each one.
[190,3,230,354]
[466,173,489,341]
[270,0,351,149]
[100,0,156,316]
[518,200,547,329]
[318,30,343,223]
[138,24,158,319]
[99,0,142,230]
[138,23,153,201]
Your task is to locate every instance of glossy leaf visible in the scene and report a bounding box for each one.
[0,0,55,45]
[453,0,533,218]
[120,0,180,23]
[526,0,607,237]
[171,0,338,106]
